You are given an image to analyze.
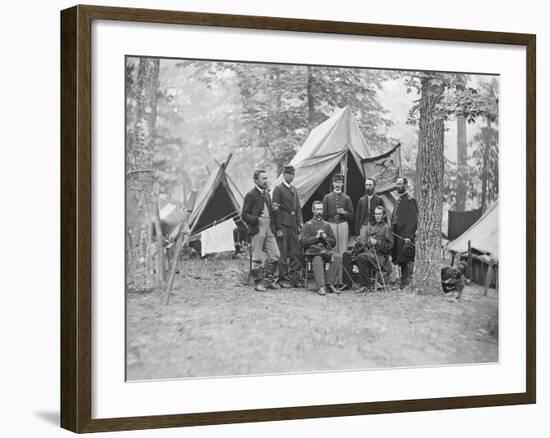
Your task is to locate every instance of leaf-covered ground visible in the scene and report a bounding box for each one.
[126,257,498,381]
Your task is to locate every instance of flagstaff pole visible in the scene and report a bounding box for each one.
[397,142,403,177]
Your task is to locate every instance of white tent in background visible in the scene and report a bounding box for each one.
[447,200,499,258]
[200,219,238,256]
[274,105,397,224]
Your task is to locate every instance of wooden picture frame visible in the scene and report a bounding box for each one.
[60,4,536,433]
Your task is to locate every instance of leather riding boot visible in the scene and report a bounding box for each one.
[403,261,414,287]
[265,261,281,289]
[251,268,266,292]
[399,263,407,289]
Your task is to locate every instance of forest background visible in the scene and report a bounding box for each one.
[126,57,499,292]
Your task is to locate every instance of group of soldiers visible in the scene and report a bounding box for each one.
[241,164,421,296]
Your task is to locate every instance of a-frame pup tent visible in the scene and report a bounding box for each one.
[187,154,244,238]
[164,154,245,303]
[274,105,396,226]
[160,154,245,253]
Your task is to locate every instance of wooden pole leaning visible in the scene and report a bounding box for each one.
[164,190,198,304]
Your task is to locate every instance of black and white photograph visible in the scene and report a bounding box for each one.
[125,56,499,381]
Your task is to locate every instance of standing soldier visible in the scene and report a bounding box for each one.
[355,178,385,242]
[241,169,281,292]
[322,173,354,287]
[272,165,305,287]
[391,177,418,289]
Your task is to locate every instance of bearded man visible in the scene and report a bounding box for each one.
[355,178,385,242]
[391,177,418,289]
[300,201,342,296]
[241,169,281,292]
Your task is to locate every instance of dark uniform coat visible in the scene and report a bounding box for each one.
[271,182,305,281]
[342,221,393,286]
[241,187,279,236]
[300,218,336,256]
[391,192,418,264]
[355,193,385,236]
[322,191,354,224]
[272,182,303,230]
[365,221,394,255]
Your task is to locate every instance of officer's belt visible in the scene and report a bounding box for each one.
[279,206,296,215]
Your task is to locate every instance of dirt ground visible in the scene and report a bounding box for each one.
[126,256,499,381]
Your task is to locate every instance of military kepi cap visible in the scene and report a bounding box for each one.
[283,164,295,173]
[331,173,344,182]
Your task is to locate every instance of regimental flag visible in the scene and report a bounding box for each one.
[361,143,402,194]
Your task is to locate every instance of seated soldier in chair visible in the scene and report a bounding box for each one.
[342,206,393,292]
[300,201,342,296]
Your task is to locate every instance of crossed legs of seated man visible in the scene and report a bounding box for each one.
[360,251,390,292]
[311,252,342,295]
[353,253,375,292]
[341,250,373,292]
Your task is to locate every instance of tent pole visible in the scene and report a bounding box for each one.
[398,143,403,177]
[342,153,348,194]
[467,240,473,280]
[222,152,233,169]
[164,189,198,304]
[163,224,190,305]
[484,263,493,296]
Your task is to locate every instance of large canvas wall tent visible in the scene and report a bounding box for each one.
[447,200,499,259]
[447,200,499,289]
[275,105,398,226]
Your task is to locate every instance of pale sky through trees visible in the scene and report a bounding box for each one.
[378,75,497,164]
[127,57,498,213]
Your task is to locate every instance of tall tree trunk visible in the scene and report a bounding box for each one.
[480,120,491,211]
[410,76,445,294]
[413,137,422,199]
[127,58,160,291]
[152,184,165,285]
[455,75,468,211]
[307,66,315,130]
[455,114,467,211]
